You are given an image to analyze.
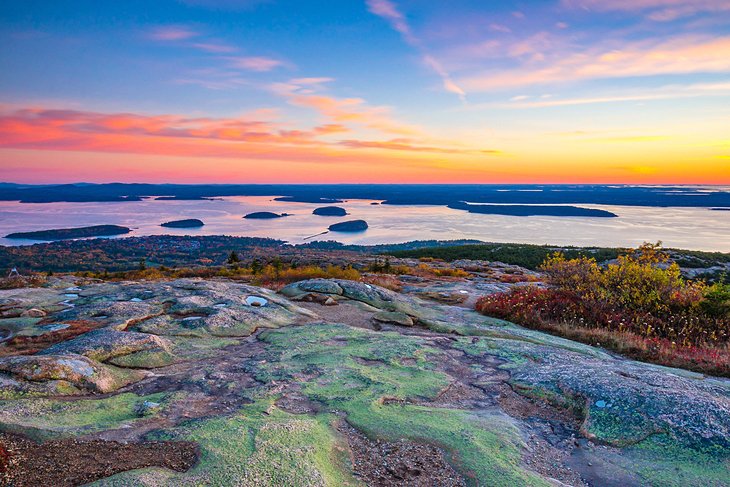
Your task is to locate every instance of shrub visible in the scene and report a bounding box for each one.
[701,283,730,318]
[0,274,48,290]
[362,274,403,292]
[254,265,361,289]
[476,243,730,376]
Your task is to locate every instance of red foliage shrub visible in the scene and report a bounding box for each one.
[475,243,730,376]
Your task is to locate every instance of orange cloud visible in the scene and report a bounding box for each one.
[0,107,495,171]
[287,93,419,136]
[339,138,501,155]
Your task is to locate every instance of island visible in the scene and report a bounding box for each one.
[274,196,343,204]
[313,206,348,216]
[447,202,618,217]
[5,225,131,241]
[160,219,205,228]
[328,220,369,232]
[243,212,290,219]
[155,196,219,201]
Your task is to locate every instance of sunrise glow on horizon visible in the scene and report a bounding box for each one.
[1,0,729,184]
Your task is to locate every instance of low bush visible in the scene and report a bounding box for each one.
[476,243,730,376]
[0,274,48,290]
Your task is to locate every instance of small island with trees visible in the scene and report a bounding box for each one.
[313,206,348,216]
[328,220,368,232]
[5,225,132,241]
[160,219,205,228]
[243,212,290,219]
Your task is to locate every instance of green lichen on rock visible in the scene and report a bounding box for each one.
[90,399,359,487]
[40,328,175,368]
[0,392,168,441]
[254,323,549,486]
[0,354,146,395]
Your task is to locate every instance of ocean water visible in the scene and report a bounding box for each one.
[0,196,728,252]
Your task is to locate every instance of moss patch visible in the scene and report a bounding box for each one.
[90,399,359,486]
[0,392,168,441]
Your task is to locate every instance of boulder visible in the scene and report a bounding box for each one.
[281,279,435,323]
[40,329,175,368]
[372,311,414,327]
[21,308,46,318]
[0,354,145,394]
[281,279,343,298]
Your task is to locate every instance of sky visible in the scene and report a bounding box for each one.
[0,0,729,184]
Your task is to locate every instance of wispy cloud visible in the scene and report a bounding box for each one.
[191,42,237,53]
[288,94,418,135]
[366,0,466,102]
[226,56,286,72]
[177,0,269,10]
[461,36,730,91]
[148,26,199,41]
[563,0,730,21]
[0,107,498,174]
[470,82,730,109]
[340,138,501,155]
[268,77,419,135]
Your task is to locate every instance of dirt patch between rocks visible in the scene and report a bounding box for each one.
[0,432,198,487]
[338,421,465,487]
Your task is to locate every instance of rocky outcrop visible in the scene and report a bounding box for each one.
[1,276,728,485]
[372,311,414,327]
[280,278,436,325]
[0,354,145,394]
[40,329,175,368]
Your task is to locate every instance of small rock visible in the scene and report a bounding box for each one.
[135,400,162,416]
[372,311,414,327]
[323,297,338,306]
[21,308,46,318]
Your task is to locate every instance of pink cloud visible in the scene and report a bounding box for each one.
[227,56,286,72]
[148,26,199,41]
[0,107,500,181]
[191,42,237,53]
[461,35,730,90]
[562,0,730,20]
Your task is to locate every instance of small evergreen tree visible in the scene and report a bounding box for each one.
[227,251,240,266]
